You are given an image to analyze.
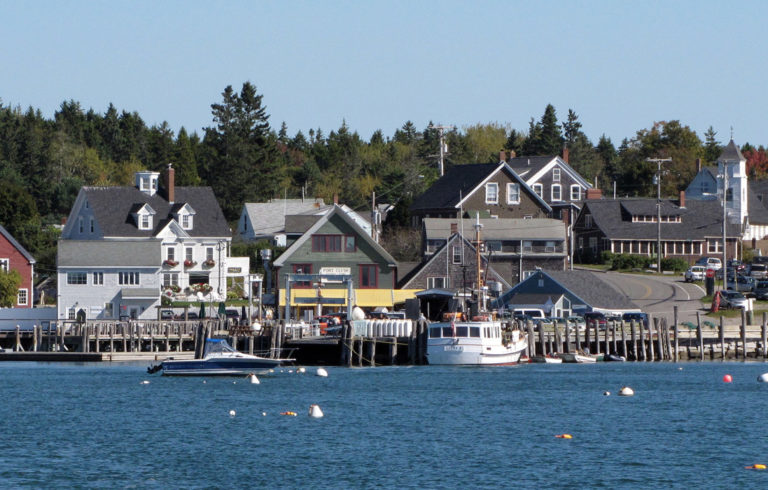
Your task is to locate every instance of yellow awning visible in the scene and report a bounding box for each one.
[279,289,420,307]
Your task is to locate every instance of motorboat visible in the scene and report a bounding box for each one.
[530,355,563,364]
[149,338,293,376]
[426,318,528,365]
[559,352,598,363]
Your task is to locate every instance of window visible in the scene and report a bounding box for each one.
[551,184,562,201]
[206,247,214,261]
[163,273,179,287]
[726,188,733,202]
[93,272,103,285]
[182,214,192,229]
[17,289,28,306]
[585,215,593,228]
[141,177,150,190]
[708,240,721,253]
[78,217,84,233]
[119,272,140,285]
[485,183,499,204]
[553,168,561,182]
[486,241,502,252]
[452,246,462,264]
[312,235,348,252]
[545,241,556,253]
[68,308,76,320]
[523,241,532,252]
[570,185,581,201]
[589,237,598,249]
[90,218,94,233]
[507,183,520,204]
[166,247,176,261]
[532,183,543,198]
[359,264,378,288]
[104,302,114,318]
[0,258,8,272]
[522,270,536,279]
[140,214,151,230]
[427,277,448,289]
[67,272,87,285]
[185,247,194,261]
[292,264,312,288]
[344,236,356,252]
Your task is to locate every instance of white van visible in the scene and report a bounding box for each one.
[695,257,722,270]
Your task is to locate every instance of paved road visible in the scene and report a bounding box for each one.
[597,271,708,324]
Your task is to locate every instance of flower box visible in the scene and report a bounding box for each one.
[164,259,179,267]
[184,259,197,267]
[203,259,216,267]
[191,283,213,293]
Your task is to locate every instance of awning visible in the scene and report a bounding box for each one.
[121,288,159,300]
[280,289,419,307]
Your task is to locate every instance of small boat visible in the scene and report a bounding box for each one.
[426,319,528,365]
[150,338,293,376]
[603,353,626,362]
[559,352,598,363]
[530,355,563,364]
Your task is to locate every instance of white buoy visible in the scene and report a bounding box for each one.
[298,367,306,374]
[229,410,236,417]
[140,380,150,385]
[316,367,329,377]
[309,404,324,418]
[351,306,366,321]
[603,391,611,396]
[758,373,768,383]
[618,386,634,397]
[262,412,267,416]
[249,374,260,385]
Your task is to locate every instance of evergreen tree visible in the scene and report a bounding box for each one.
[539,104,563,155]
[703,126,721,164]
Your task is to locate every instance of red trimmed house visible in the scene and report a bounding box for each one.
[0,224,36,308]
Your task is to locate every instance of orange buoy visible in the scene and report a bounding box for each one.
[723,374,733,383]
[280,411,298,416]
[745,464,767,470]
[555,434,573,439]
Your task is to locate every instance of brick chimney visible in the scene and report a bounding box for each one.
[499,150,507,163]
[696,158,701,173]
[562,146,570,164]
[585,188,603,200]
[333,193,339,205]
[450,223,458,234]
[679,190,686,208]
[165,163,175,203]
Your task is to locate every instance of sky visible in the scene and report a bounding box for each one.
[2,0,767,147]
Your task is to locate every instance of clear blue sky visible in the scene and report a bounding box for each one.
[2,0,766,147]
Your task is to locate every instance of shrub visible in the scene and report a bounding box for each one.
[660,257,688,272]
[610,254,651,271]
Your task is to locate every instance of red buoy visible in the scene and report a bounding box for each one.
[723,374,733,383]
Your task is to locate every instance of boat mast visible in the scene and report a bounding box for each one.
[474,213,484,310]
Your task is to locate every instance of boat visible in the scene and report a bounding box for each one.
[559,352,598,363]
[603,353,626,362]
[426,318,528,365]
[149,338,293,376]
[530,355,563,364]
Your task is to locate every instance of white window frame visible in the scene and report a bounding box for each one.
[185,247,194,262]
[206,247,214,261]
[506,183,520,204]
[166,247,176,262]
[163,272,179,287]
[545,241,556,253]
[522,270,536,279]
[523,241,533,253]
[68,308,76,320]
[553,167,561,182]
[0,258,8,272]
[427,277,448,289]
[93,272,103,285]
[570,185,581,201]
[532,183,543,198]
[452,246,462,264]
[485,182,499,204]
[67,272,87,285]
[551,184,562,202]
[182,214,192,229]
[119,272,140,285]
[140,214,152,230]
[17,288,28,306]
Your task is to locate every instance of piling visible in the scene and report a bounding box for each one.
[620,321,627,359]
[763,312,768,360]
[388,337,397,365]
[673,306,679,362]
[719,316,725,361]
[696,312,704,361]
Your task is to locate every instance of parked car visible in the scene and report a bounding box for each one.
[684,266,707,282]
[754,281,768,300]
[754,256,768,265]
[160,309,174,320]
[719,290,749,309]
[749,263,768,280]
[695,257,722,270]
[727,260,746,273]
[583,312,607,330]
[622,312,649,327]
[726,275,755,294]
[566,315,586,331]
[225,309,240,322]
[175,311,198,320]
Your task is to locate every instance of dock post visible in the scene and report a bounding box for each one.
[648,317,656,361]
[762,312,767,360]
[95,324,100,353]
[538,322,545,356]
[14,325,21,352]
[420,320,428,364]
[32,325,38,352]
[620,322,628,359]
[584,321,591,354]
[656,317,664,361]
[553,322,562,354]
[526,321,535,357]
[248,335,254,355]
[611,321,617,355]
[564,322,571,354]
[368,337,376,367]
[696,312,704,361]
[673,307,679,362]
[637,320,644,361]
[741,309,747,360]
[574,320,581,353]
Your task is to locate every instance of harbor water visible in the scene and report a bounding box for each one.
[2,361,768,488]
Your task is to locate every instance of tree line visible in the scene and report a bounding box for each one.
[1,82,765,279]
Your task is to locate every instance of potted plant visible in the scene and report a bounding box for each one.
[203,258,215,267]
[184,259,196,267]
[164,259,179,267]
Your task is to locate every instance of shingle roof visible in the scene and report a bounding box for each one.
[284,215,322,234]
[749,180,768,225]
[83,187,230,237]
[547,270,638,310]
[719,139,744,162]
[423,218,566,241]
[410,163,499,211]
[582,198,740,240]
[505,156,556,178]
[242,199,325,236]
[0,224,35,263]
[58,240,161,267]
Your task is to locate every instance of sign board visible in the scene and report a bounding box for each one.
[227,267,242,274]
[706,269,715,278]
[320,267,351,275]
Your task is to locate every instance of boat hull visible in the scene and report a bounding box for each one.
[426,321,527,366]
[161,357,283,376]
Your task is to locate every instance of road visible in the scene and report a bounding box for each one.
[597,271,708,325]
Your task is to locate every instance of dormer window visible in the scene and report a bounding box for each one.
[131,203,157,230]
[172,203,196,230]
[182,214,192,229]
[135,171,160,196]
[140,215,152,230]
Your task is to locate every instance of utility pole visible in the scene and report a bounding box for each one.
[647,158,672,274]
[721,167,729,286]
[429,124,454,176]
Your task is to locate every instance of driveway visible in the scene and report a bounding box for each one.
[596,270,708,325]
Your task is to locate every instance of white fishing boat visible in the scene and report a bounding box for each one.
[426,318,528,365]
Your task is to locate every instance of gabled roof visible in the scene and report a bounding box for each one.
[58,240,160,267]
[579,198,740,240]
[719,139,745,163]
[749,180,768,225]
[273,204,396,267]
[0,224,35,264]
[507,155,593,189]
[423,218,566,241]
[241,199,325,237]
[410,162,551,212]
[495,269,638,311]
[79,186,230,238]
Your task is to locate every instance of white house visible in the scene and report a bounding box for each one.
[57,165,249,321]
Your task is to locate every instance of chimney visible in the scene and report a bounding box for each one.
[585,188,603,200]
[696,158,702,173]
[679,190,686,208]
[333,193,339,205]
[450,223,458,234]
[165,163,175,203]
[562,146,570,164]
[499,150,507,163]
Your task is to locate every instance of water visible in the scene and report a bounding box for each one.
[1,362,768,488]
